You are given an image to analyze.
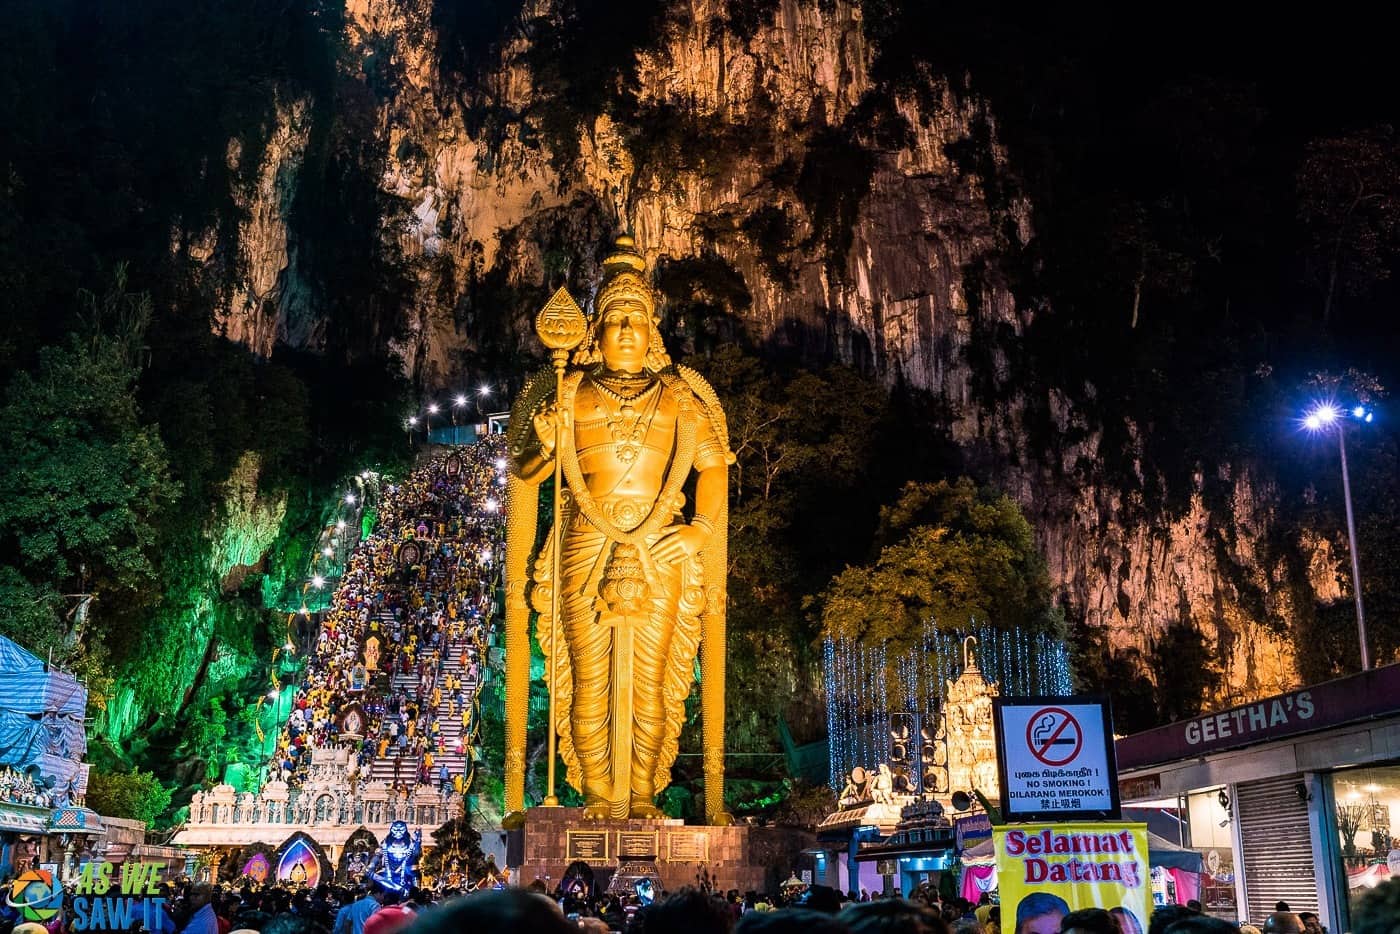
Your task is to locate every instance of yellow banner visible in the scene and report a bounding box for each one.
[995,822,1151,934]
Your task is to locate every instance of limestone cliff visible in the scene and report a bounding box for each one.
[202,0,1353,707]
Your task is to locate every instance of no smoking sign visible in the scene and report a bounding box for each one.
[994,696,1121,821]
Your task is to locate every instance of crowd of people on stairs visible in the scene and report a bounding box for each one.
[268,440,507,798]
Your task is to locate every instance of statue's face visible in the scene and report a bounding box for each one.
[597,299,651,373]
[389,820,408,840]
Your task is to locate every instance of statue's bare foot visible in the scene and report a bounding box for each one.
[582,796,611,820]
[629,797,666,819]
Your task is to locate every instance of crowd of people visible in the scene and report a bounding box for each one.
[5,877,1397,934]
[268,440,506,796]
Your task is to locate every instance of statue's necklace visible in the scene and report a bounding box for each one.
[592,369,654,402]
[594,378,659,464]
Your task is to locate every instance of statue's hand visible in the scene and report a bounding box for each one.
[651,523,707,564]
[532,403,567,457]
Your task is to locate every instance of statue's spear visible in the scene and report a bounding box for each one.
[533,287,588,807]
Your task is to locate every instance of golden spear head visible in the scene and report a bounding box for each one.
[535,286,588,357]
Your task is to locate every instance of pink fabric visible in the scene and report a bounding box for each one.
[961,865,997,902]
[1168,868,1200,905]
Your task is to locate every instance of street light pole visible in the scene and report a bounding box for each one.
[1303,401,1375,671]
[1336,425,1370,670]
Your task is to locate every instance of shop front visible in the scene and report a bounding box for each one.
[1115,662,1400,931]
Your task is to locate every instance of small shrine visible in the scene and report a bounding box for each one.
[815,637,1001,896]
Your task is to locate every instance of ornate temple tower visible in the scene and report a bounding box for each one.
[934,639,1001,803]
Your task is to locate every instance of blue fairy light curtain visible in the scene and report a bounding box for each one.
[823,620,1072,790]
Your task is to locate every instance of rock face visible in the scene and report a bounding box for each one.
[205,0,1344,705]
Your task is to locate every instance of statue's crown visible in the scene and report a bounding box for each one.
[602,234,647,276]
[596,234,654,317]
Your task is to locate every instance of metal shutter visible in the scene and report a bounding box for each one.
[1236,775,1318,924]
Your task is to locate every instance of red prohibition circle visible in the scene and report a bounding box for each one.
[1026,706,1082,767]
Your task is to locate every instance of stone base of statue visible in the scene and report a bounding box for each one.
[506,807,813,895]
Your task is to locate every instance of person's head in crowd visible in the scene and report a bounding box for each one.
[1148,906,1194,934]
[1353,877,1400,934]
[1013,893,1070,934]
[840,898,951,934]
[1273,903,1289,913]
[391,889,574,934]
[630,888,734,934]
[1060,908,1117,934]
[805,886,844,914]
[1262,912,1304,934]
[1110,906,1145,934]
[950,920,982,934]
[1295,913,1322,934]
[362,904,414,934]
[187,883,215,911]
[1185,901,1202,914]
[735,908,850,934]
[1162,917,1241,934]
[1239,926,1263,934]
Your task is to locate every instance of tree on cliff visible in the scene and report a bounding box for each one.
[85,769,173,825]
[1297,126,1400,324]
[0,270,178,665]
[817,478,1061,654]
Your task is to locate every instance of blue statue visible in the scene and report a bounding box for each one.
[368,821,421,894]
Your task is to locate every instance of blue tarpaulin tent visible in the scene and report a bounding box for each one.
[0,636,88,793]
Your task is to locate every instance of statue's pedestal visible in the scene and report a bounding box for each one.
[507,807,809,895]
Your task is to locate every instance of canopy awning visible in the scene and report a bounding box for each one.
[0,802,53,834]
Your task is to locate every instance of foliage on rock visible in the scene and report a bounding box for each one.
[85,769,173,826]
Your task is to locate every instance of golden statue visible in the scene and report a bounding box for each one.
[502,235,733,823]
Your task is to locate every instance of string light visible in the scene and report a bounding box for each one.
[822,619,1072,788]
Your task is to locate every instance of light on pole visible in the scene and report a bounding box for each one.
[1302,401,1375,670]
[407,416,418,446]
[453,394,467,427]
[427,403,440,439]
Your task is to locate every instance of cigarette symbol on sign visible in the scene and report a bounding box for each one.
[1033,714,1073,748]
[1026,707,1083,767]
